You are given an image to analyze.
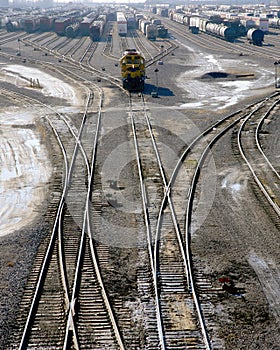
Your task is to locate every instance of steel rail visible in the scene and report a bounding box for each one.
[63,86,125,350]
[184,94,280,350]
[128,93,165,349]
[18,114,69,349]
[255,99,280,180]
[238,98,280,217]
[0,86,92,348]
[183,114,247,350]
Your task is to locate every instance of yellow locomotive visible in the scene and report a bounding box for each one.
[120,49,145,91]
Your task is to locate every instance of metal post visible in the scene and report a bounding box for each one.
[274,61,279,88]
[17,38,21,56]
[155,68,159,93]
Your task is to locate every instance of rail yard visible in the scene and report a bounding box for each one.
[0,3,280,350]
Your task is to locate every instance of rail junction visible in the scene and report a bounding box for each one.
[0,8,280,350]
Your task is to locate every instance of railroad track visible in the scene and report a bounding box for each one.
[237,92,280,216]
[2,20,280,349]
[1,84,126,349]
[127,90,280,349]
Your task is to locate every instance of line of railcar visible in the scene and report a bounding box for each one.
[5,12,107,41]
[170,12,264,45]
[138,17,168,40]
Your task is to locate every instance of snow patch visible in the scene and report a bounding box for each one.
[1,64,78,105]
[177,53,274,110]
[0,107,52,237]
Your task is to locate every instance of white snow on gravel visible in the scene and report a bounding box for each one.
[177,53,274,110]
[1,64,78,105]
[0,107,52,237]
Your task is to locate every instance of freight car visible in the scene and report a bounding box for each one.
[54,18,72,35]
[120,49,145,91]
[89,16,105,41]
[65,22,80,38]
[39,16,54,32]
[156,8,168,17]
[80,17,95,36]
[157,25,168,38]
[139,19,151,35]
[146,23,157,40]
[205,22,237,42]
[247,28,264,46]
[127,14,136,29]
[117,12,127,36]
[6,20,24,32]
[269,17,280,29]
[24,18,40,33]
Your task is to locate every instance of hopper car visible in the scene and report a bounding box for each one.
[39,16,54,32]
[54,18,72,35]
[24,18,40,33]
[120,49,145,91]
[65,22,80,38]
[80,17,95,36]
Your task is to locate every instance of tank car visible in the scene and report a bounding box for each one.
[120,49,145,91]
[6,20,21,32]
[172,13,186,25]
[219,25,237,41]
[269,17,280,29]
[247,28,264,46]
[198,18,209,33]
[139,19,151,35]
